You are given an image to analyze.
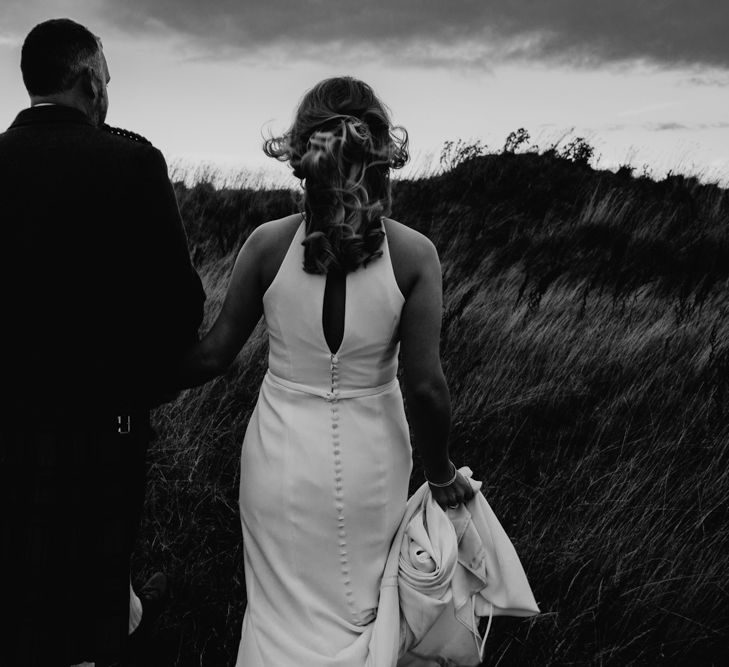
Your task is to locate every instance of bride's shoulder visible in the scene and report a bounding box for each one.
[248,214,303,246]
[382,218,440,297]
[245,214,302,258]
[246,214,303,287]
[383,216,435,246]
[383,217,439,264]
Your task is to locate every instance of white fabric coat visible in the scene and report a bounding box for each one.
[368,468,540,667]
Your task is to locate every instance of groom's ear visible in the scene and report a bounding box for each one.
[80,68,101,100]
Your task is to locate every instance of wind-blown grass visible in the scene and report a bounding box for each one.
[133,147,729,666]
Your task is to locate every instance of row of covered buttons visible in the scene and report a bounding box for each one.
[329,352,356,613]
[326,354,340,402]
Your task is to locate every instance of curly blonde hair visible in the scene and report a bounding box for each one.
[264,76,409,274]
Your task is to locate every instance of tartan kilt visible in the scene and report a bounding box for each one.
[0,410,150,667]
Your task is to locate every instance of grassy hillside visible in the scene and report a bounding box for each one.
[133,147,729,666]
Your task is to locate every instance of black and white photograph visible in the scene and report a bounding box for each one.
[0,1,727,666]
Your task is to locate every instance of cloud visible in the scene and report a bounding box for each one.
[0,0,106,37]
[682,73,729,86]
[618,101,686,118]
[1,1,727,70]
[648,122,690,131]
[646,121,729,131]
[96,0,729,69]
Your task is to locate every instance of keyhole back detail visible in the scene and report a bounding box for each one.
[322,269,347,356]
[262,218,404,391]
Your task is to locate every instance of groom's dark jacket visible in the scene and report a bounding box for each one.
[0,104,205,410]
[0,104,205,665]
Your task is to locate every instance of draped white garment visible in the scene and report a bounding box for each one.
[370,468,540,667]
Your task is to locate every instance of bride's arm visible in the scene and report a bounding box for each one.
[176,228,266,388]
[399,236,474,508]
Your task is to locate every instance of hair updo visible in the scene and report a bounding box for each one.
[264,76,409,274]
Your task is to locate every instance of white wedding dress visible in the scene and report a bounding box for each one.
[236,220,413,666]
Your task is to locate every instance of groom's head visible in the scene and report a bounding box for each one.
[21,18,109,126]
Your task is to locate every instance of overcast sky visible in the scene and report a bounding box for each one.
[1,0,727,184]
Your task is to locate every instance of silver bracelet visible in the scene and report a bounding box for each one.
[426,462,457,487]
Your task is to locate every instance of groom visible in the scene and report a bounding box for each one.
[0,18,205,667]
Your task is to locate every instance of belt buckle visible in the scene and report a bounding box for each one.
[117,414,131,435]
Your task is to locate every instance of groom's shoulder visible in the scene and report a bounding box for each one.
[93,124,170,179]
[97,123,158,158]
[101,124,154,148]
[74,124,162,174]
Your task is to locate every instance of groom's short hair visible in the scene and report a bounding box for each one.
[21,18,102,96]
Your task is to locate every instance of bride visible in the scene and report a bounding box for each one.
[179,76,474,666]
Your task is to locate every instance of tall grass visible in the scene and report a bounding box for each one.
[133,147,729,666]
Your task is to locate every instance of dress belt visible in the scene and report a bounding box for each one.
[266,369,398,400]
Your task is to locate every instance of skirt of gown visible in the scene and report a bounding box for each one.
[236,371,413,666]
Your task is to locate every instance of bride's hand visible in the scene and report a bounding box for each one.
[427,468,476,510]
